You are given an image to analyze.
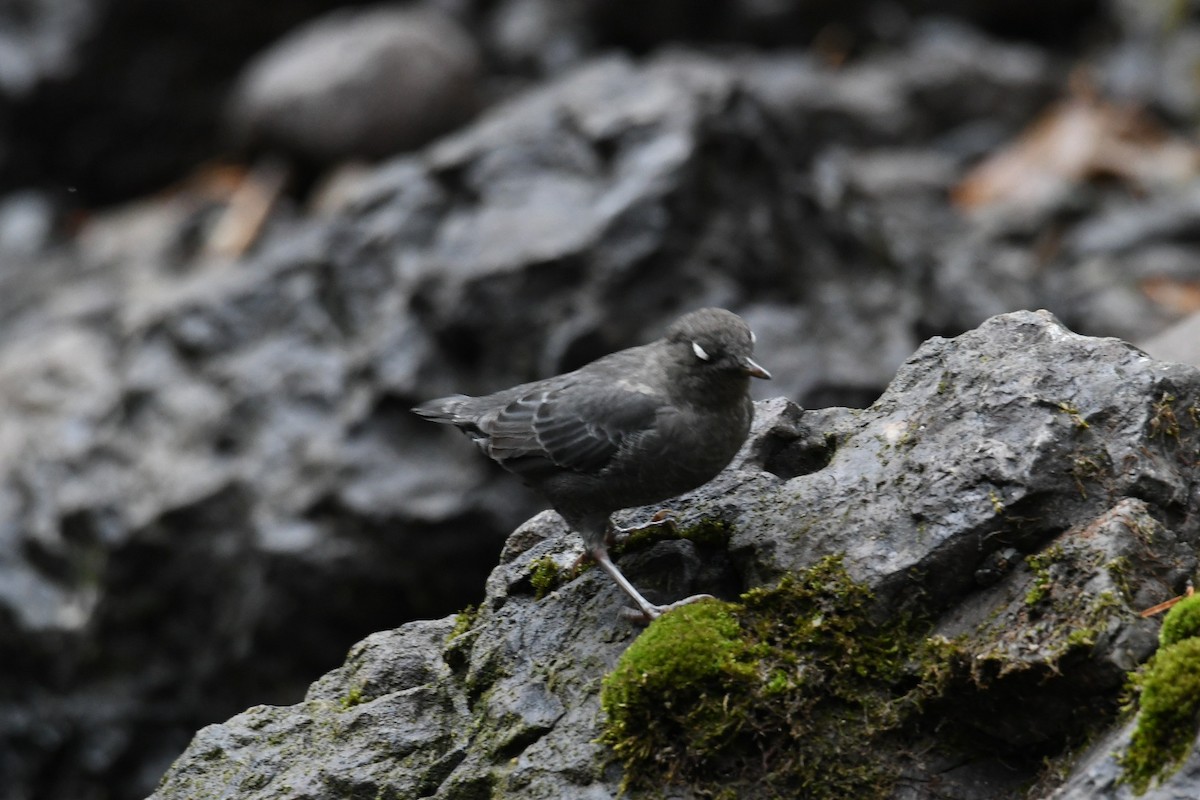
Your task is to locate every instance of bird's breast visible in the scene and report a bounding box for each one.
[590,397,752,505]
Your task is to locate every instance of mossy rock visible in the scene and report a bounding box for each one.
[599,556,936,799]
[1159,594,1200,648]
[1120,637,1200,794]
[612,516,733,555]
[601,599,755,772]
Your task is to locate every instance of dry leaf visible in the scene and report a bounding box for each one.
[953,87,1200,211]
[1141,276,1200,315]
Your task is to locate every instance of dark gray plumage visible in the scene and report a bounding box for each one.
[413,307,770,621]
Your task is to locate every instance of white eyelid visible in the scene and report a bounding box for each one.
[692,341,710,361]
[750,330,757,344]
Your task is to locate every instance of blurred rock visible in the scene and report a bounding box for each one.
[1040,247,1200,345]
[1064,185,1200,258]
[484,0,593,74]
[0,0,375,204]
[227,5,483,162]
[0,191,57,256]
[739,21,1058,153]
[0,0,96,98]
[1138,311,1200,368]
[0,0,1125,203]
[1101,25,1200,121]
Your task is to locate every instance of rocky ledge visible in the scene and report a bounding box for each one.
[150,310,1200,800]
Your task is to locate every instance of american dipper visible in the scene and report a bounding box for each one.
[413,308,770,621]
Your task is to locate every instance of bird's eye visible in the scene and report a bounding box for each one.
[692,341,710,361]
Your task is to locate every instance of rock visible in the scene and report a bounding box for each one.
[149,311,1200,799]
[728,311,1198,603]
[0,190,57,256]
[739,21,1058,152]
[1064,185,1200,258]
[1051,715,1200,800]
[369,51,941,409]
[1138,311,1200,369]
[0,1,381,203]
[1100,16,1200,120]
[484,0,594,74]
[226,5,482,162]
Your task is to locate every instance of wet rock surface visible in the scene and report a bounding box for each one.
[149,311,1200,799]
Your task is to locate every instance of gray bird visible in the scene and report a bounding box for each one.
[413,308,770,621]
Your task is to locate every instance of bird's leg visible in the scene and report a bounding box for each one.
[590,544,714,625]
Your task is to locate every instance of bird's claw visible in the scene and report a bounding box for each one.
[618,593,716,625]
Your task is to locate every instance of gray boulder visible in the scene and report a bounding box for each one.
[226,6,483,161]
[149,310,1200,799]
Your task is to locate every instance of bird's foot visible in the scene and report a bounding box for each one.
[618,593,716,625]
[590,543,712,625]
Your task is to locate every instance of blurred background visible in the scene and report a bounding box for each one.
[2,1,1199,798]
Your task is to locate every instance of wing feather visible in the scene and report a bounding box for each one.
[480,382,661,475]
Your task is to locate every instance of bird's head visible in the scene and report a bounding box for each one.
[664,308,771,387]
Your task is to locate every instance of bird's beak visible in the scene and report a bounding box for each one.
[741,357,771,380]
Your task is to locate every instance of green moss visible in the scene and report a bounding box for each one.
[1070,454,1105,498]
[677,518,734,547]
[612,516,732,554]
[1106,557,1133,602]
[1150,393,1181,440]
[601,599,755,779]
[340,685,364,710]
[447,604,479,642]
[1160,594,1200,648]
[1119,637,1200,793]
[529,556,561,600]
[600,556,939,799]
[238,771,272,791]
[1024,545,1064,606]
[1055,401,1090,431]
[1072,591,1123,648]
[1024,577,1049,606]
[1063,628,1093,649]
[443,604,481,674]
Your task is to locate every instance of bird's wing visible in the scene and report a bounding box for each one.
[483,381,662,475]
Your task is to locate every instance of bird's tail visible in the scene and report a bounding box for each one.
[411,395,473,425]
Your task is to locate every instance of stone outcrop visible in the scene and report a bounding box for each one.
[150,311,1200,799]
